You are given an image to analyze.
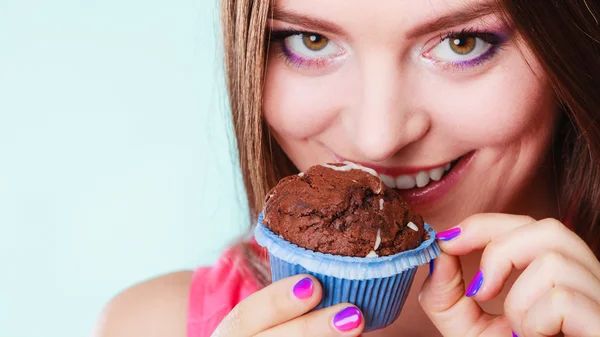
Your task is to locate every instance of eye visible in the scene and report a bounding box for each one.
[302,34,328,51]
[284,33,341,58]
[448,35,477,55]
[427,32,499,62]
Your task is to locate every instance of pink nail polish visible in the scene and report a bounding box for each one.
[333,307,362,332]
[293,277,313,299]
[436,227,461,241]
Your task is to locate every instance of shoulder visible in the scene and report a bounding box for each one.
[187,246,263,336]
[92,271,193,337]
[92,246,263,337]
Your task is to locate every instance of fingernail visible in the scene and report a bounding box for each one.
[436,227,461,241]
[466,270,484,297]
[333,306,362,332]
[512,331,519,337]
[429,259,435,276]
[293,277,313,299]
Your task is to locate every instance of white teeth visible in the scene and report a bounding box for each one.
[429,167,445,181]
[395,175,416,189]
[379,174,396,188]
[416,171,430,188]
[379,161,453,190]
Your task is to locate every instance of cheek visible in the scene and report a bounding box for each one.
[264,46,556,152]
[263,62,346,139]
[423,64,555,147]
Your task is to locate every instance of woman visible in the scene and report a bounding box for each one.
[95,0,600,336]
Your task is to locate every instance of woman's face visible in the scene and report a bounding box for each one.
[263,0,559,227]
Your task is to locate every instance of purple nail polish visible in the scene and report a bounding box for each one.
[466,270,484,297]
[436,227,462,241]
[512,331,518,337]
[333,307,362,332]
[293,277,313,299]
[429,259,435,276]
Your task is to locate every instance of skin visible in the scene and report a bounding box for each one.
[264,0,558,224]
[95,0,600,336]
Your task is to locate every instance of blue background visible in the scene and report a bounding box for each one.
[0,0,248,336]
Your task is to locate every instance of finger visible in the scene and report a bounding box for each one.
[504,251,600,336]
[521,286,600,337]
[256,304,364,337]
[478,219,600,301]
[435,213,536,254]
[439,216,600,302]
[419,252,491,337]
[214,274,322,337]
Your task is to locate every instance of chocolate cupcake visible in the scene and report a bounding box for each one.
[254,162,440,332]
[263,163,425,258]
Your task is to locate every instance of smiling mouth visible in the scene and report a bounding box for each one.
[333,154,464,190]
[377,157,461,190]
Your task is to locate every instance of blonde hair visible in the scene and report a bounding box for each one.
[219,0,600,286]
[220,0,296,286]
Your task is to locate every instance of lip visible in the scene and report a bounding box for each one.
[398,151,476,205]
[330,152,457,176]
[330,149,477,206]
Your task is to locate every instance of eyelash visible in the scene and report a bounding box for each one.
[432,28,507,70]
[268,28,508,71]
[269,29,333,69]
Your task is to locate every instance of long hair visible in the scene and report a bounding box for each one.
[500,1,600,255]
[220,0,600,286]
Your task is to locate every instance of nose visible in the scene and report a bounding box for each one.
[346,54,430,162]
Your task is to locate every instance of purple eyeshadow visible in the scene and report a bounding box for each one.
[271,28,510,71]
[280,41,308,67]
[453,45,500,68]
[447,32,508,69]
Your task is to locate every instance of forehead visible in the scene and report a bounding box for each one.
[274,0,494,17]
[272,0,501,37]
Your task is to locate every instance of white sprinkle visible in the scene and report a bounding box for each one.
[407,221,419,232]
[374,228,382,250]
[366,250,379,258]
[298,172,304,177]
[374,182,383,194]
[321,161,378,177]
[379,198,384,210]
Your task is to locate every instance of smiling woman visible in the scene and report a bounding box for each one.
[95,1,600,337]
[263,0,557,220]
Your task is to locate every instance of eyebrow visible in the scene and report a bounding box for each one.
[269,1,503,39]
[406,1,503,38]
[269,5,345,36]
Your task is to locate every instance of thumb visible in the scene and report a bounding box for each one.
[419,252,488,337]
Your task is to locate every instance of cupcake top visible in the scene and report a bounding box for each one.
[262,162,426,258]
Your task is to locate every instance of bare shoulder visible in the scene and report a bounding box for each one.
[93,271,194,337]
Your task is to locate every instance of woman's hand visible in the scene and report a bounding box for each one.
[211,274,364,337]
[419,214,600,337]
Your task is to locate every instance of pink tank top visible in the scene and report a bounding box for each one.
[187,244,262,337]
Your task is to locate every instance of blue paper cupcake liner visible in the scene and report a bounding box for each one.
[254,213,440,332]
